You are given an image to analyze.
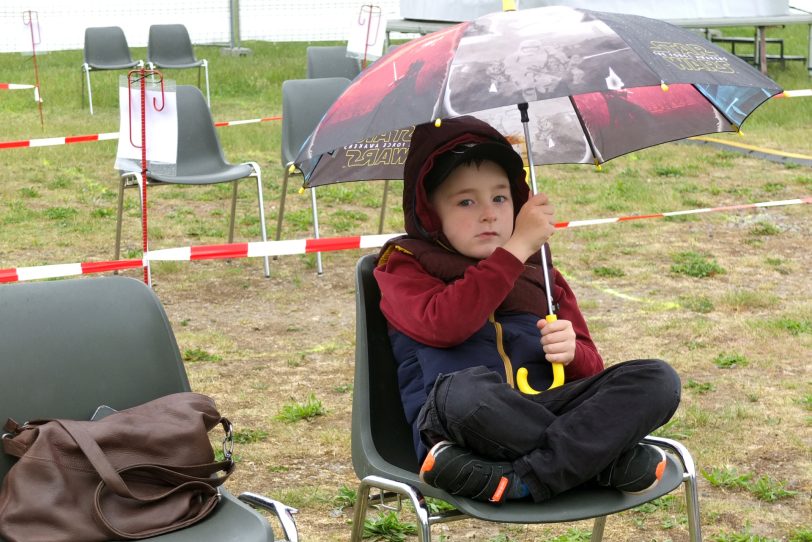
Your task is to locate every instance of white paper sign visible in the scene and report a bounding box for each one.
[346,4,387,62]
[115,76,178,176]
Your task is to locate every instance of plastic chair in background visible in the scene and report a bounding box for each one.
[306,45,361,80]
[82,26,142,115]
[116,85,270,277]
[306,46,392,235]
[278,77,351,275]
[350,253,703,542]
[147,24,210,106]
[0,276,299,541]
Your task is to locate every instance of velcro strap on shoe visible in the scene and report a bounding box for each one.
[456,464,507,502]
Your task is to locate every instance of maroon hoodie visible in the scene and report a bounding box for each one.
[375,115,603,375]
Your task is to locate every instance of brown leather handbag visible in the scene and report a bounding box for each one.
[0,392,235,541]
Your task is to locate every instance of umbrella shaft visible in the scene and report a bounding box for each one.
[520,105,554,316]
[521,113,539,195]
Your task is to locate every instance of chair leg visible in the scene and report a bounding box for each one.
[276,169,289,241]
[228,182,238,243]
[590,516,607,541]
[352,476,432,542]
[378,179,389,234]
[310,187,323,275]
[83,64,94,115]
[350,479,372,542]
[202,60,210,106]
[683,464,702,542]
[248,162,270,278]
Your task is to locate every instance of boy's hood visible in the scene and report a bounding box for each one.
[402,116,529,242]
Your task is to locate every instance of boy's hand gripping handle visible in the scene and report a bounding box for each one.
[516,314,565,395]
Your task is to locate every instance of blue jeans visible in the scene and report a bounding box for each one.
[416,359,681,502]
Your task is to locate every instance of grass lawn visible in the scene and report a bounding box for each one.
[0,26,810,542]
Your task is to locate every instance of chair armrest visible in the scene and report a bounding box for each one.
[643,435,697,480]
[238,492,299,542]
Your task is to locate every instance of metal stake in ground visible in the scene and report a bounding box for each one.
[127,68,166,286]
[22,11,44,129]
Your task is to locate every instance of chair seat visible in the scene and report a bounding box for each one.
[152,60,205,69]
[362,452,683,524]
[87,60,140,70]
[134,491,273,541]
[149,163,254,185]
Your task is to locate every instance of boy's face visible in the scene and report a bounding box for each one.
[429,160,514,259]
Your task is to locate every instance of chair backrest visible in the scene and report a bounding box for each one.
[306,46,361,80]
[83,26,135,68]
[171,85,231,177]
[352,254,420,480]
[0,276,190,482]
[281,77,351,166]
[148,24,198,66]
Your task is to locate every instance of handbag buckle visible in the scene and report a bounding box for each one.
[221,419,234,461]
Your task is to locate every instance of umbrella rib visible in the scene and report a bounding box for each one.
[567,95,602,165]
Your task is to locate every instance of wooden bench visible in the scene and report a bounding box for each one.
[711,34,807,66]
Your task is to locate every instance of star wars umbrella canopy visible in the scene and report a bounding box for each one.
[295,5,781,186]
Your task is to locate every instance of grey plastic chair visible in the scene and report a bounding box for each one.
[116,85,270,277]
[0,276,298,542]
[278,77,351,275]
[351,254,702,542]
[147,24,210,106]
[82,26,143,115]
[306,46,361,80]
[305,47,391,235]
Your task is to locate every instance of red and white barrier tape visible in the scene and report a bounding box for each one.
[0,259,144,284]
[1,197,808,284]
[556,196,811,228]
[0,132,119,150]
[0,116,281,150]
[2,88,811,150]
[775,89,812,98]
[214,116,281,127]
[0,83,35,90]
[0,82,40,104]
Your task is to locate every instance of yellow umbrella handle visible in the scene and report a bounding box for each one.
[516,314,565,395]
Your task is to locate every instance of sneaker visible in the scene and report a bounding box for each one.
[419,441,514,503]
[597,444,667,495]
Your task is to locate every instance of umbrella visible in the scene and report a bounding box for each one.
[294,5,781,390]
[296,5,781,183]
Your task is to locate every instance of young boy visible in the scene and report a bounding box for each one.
[374,116,681,504]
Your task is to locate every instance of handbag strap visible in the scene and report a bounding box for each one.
[1,418,46,458]
[57,419,235,539]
